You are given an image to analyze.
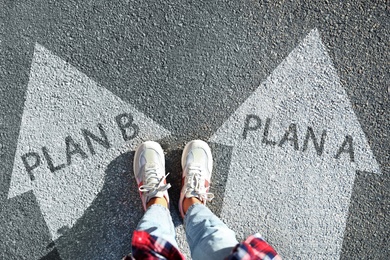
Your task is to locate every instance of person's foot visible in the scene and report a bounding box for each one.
[134,141,171,211]
[179,140,214,218]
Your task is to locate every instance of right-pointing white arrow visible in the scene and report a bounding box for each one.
[209,29,381,259]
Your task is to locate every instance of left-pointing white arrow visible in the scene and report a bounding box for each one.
[8,43,171,240]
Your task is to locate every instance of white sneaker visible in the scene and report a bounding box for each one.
[179,140,214,218]
[133,141,171,211]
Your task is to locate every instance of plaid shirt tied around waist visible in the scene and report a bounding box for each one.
[124,230,281,260]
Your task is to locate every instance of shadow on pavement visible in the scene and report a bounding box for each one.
[42,151,140,260]
[41,142,231,259]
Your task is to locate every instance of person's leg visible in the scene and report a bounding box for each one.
[184,202,238,259]
[136,203,178,248]
[133,141,178,248]
[179,140,238,260]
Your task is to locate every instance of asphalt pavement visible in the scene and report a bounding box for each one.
[0,1,388,259]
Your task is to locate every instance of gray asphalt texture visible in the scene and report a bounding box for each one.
[0,0,389,259]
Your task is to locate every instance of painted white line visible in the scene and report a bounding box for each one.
[8,43,171,240]
[209,29,381,258]
[0,128,5,157]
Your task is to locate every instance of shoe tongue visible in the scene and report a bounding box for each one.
[145,163,158,169]
[188,163,201,171]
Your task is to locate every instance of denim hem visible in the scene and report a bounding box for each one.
[146,203,170,212]
[184,203,203,225]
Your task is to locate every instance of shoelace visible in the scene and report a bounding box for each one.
[139,165,171,200]
[185,164,214,202]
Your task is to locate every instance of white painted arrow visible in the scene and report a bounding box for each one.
[209,29,381,259]
[8,43,170,240]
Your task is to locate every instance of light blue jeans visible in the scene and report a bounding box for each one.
[136,204,238,260]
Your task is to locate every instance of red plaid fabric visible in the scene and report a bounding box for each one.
[124,230,185,260]
[125,231,281,260]
[225,233,281,260]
